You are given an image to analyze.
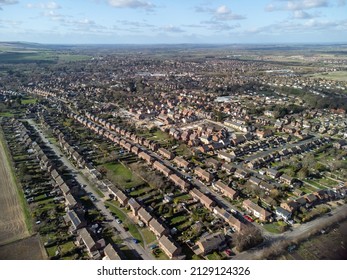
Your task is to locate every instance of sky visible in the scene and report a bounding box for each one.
[0,0,347,44]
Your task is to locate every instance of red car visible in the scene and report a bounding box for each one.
[243,215,254,222]
[224,249,232,256]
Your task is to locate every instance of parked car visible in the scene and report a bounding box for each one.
[224,249,232,256]
[243,215,254,222]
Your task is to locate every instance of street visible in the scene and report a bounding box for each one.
[27,119,154,260]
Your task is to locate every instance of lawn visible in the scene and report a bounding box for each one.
[105,201,127,221]
[58,54,92,62]
[152,248,169,260]
[103,162,144,189]
[46,245,59,258]
[141,228,156,244]
[308,71,347,82]
[119,244,138,260]
[21,98,37,105]
[174,194,191,204]
[105,201,143,244]
[304,180,328,190]
[0,112,14,117]
[317,178,338,188]
[206,252,223,260]
[149,130,171,143]
[60,241,75,254]
[170,215,187,226]
[175,144,193,157]
[263,221,288,234]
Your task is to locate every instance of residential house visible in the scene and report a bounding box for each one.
[234,168,250,179]
[158,148,174,160]
[138,208,153,226]
[113,189,129,207]
[139,151,155,164]
[169,174,190,191]
[149,218,168,238]
[189,188,215,210]
[280,201,299,213]
[249,176,262,186]
[221,163,235,174]
[65,193,78,209]
[205,158,221,170]
[217,151,235,163]
[103,244,122,260]
[153,161,173,177]
[159,235,182,259]
[77,228,100,259]
[64,210,86,233]
[280,174,294,185]
[128,198,141,216]
[173,156,191,169]
[243,199,272,221]
[267,168,281,179]
[194,167,213,182]
[275,207,292,221]
[194,232,226,256]
[213,180,238,200]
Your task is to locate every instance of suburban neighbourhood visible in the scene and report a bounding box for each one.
[1,43,347,260]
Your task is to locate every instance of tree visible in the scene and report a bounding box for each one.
[234,225,263,252]
[297,167,309,179]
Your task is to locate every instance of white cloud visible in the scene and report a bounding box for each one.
[248,18,347,35]
[266,0,329,11]
[337,0,346,6]
[162,25,185,33]
[195,5,245,21]
[293,10,315,19]
[0,0,18,10]
[107,0,154,9]
[214,5,246,20]
[27,2,61,10]
[201,20,240,31]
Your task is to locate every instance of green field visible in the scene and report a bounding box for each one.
[21,98,37,105]
[103,162,144,189]
[0,112,14,117]
[263,221,288,234]
[0,51,91,64]
[141,228,156,244]
[308,71,347,82]
[105,201,143,244]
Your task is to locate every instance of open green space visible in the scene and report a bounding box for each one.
[105,201,143,244]
[149,130,171,143]
[152,248,169,260]
[304,180,328,190]
[263,221,288,234]
[103,162,144,189]
[0,112,14,117]
[206,252,223,260]
[21,98,37,105]
[0,51,92,64]
[174,194,191,204]
[141,228,156,245]
[308,71,347,82]
[170,215,187,226]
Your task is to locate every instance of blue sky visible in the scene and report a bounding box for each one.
[0,0,347,44]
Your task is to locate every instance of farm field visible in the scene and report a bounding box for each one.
[0,132,29,246]
[282,219,347,260]
[0,235,46,260]
[307,71,347,82]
